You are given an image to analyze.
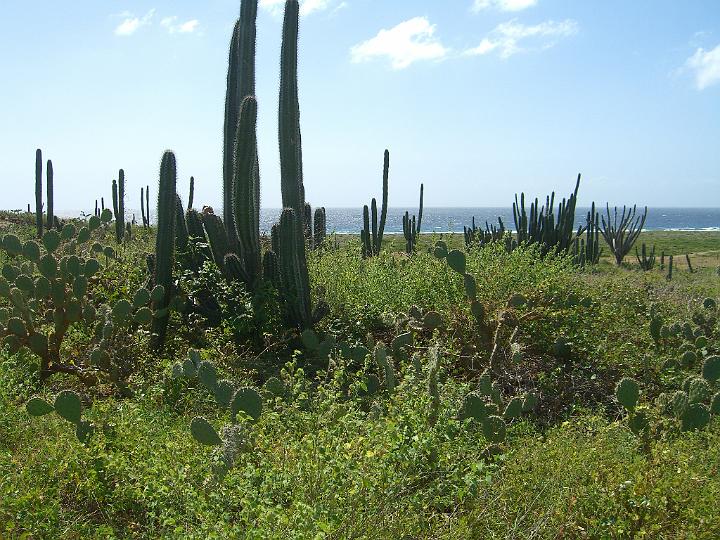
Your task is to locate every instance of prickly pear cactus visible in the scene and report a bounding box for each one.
[0,222,160,387]
[173,350,264,471]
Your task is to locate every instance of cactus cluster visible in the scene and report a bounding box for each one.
[635,243,656,271]
[402,184,424,254]
[512,174,583,256]
[600,204,648,265]
[360,150,390,257]
[459,369,538,443]
[573,202,601,266]
[463,217,506,249]
[1,218,163,386]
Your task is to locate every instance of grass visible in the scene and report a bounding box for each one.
[1,221,720,538]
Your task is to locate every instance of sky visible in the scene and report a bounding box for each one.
[1,0,719,213]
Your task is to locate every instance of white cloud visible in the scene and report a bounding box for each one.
[114,9,155,36]
[685,44,720,90]
[161,16,200,34]
[472,0,537,12]
[260,0,344,17]
[351,17,449,70]
[465,19,578,59]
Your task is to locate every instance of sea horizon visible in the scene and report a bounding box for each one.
[26,206,720,234]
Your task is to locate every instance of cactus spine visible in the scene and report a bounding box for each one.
[46,159,54,229]
[277,0,312,328]
[35,149,43,238]
[223,0,258,252]
[151,151,177,351]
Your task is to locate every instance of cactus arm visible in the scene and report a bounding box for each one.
[417,183,424,235]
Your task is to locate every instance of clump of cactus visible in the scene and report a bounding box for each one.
[1,218,161,386]
[360,150,390,258]
[172,350,263,473]
[464,216,505,249]
[636,243,656,271]
[459,368,538,444]
[573,202,602,266]
[512,174,583,256]
[402,183,424,254]
[600,204,648,265]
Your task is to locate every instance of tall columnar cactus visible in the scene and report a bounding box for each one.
[277,208,312,327]
[111,175,125,244]
[35,149,43,238]
[203,214,231,272]
[360,150,390,257]
[232,96,261,284]
[188,176,195,211]
[141,187,148,228]
[46,159,54,229]
[303,203,313,242]
[513,175,583,256]
[277,0,313,328]
[223,0,258,252]
[600,204,648,265]
[402,183,424,254]
[175,195,189,253]
[313,207,326,248]
[119,169,126,239]
[151,151,177,351]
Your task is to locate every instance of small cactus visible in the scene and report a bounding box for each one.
[615,377,640,410]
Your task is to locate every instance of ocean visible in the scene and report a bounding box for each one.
[64,207,720,234]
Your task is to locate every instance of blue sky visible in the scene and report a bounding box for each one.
[1,0,719,212]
